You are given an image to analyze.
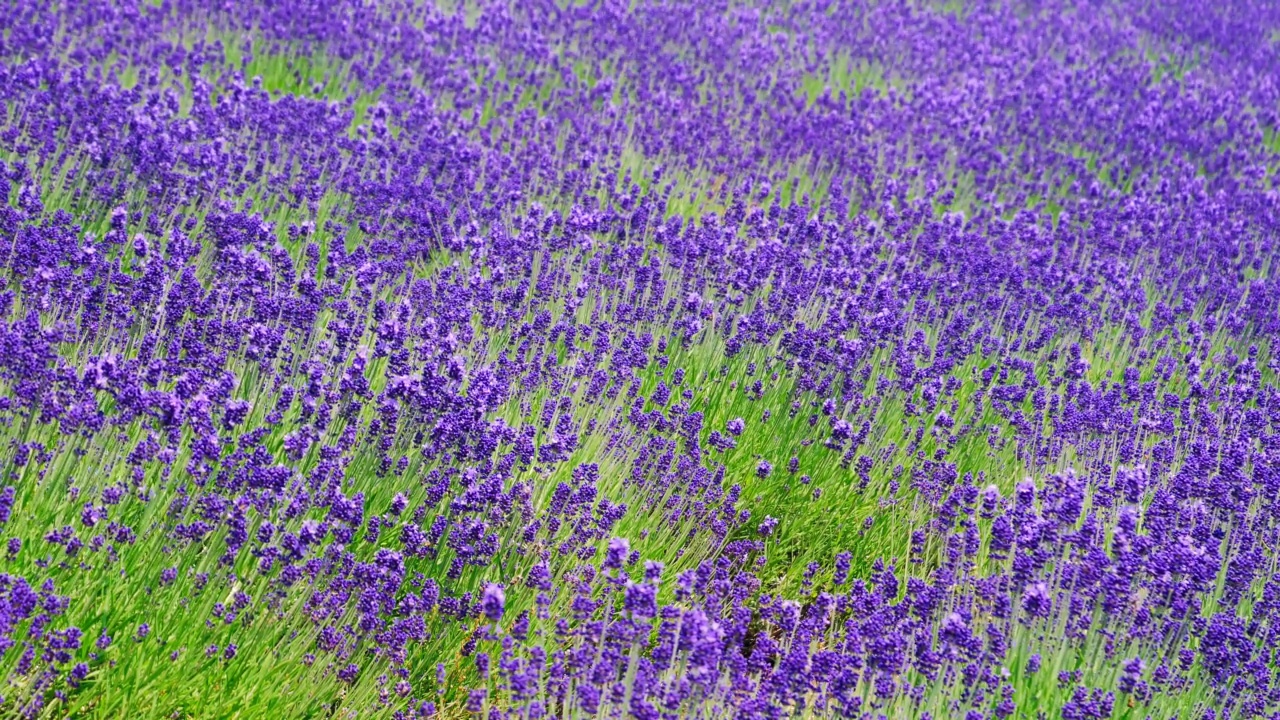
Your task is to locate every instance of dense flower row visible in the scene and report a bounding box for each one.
[0,0,1277,718]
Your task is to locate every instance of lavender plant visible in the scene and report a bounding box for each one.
[0,0,1278,718]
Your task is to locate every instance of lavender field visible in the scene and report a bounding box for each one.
[1,1,1279,718]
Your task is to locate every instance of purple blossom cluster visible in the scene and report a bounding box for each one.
[0,0,1276,718]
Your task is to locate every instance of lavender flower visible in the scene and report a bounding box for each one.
[757,516,779,537]
[0,2,1272,716]
[480,584,505,623]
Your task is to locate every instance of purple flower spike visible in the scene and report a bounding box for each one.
[758,516,779,537]
[480,584,505,623]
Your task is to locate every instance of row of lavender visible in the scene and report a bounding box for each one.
[0,0,1278,718]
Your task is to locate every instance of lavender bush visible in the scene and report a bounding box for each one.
[0,0,1278,718]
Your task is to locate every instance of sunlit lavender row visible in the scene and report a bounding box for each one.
[0,1,1278,718]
